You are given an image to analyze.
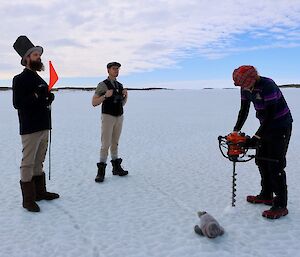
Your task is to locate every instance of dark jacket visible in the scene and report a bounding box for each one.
[101,79,124,116]
[234,77,293,137]
[12,68,51,135]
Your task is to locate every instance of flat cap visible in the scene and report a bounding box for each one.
[107,62,121,68]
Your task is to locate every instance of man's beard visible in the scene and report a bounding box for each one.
[29,59,44,71]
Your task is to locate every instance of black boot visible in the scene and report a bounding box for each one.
[20,180,40,212]
[111,158,128,176]
[33,173,60,201]
[95,162,106,182]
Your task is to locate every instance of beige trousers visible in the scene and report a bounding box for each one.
[20,130,49,182]
[100,114,124,163]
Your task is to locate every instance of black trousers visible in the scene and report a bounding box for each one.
[255,125,292,208]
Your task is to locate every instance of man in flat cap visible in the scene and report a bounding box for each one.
[92,62,129,183]
[12,36,59,212]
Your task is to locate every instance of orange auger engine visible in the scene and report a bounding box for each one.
[224,132,247,160]
[218,132,254,162]
[218,132,255,207]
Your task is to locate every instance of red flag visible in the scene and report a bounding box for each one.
[48,61,58,91]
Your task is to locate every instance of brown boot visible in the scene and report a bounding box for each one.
[20,180,40,212]
[33,173,60,201]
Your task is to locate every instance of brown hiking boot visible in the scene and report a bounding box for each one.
[246,194,273,205]
[262,206,288,219]
[33,173,60,201]
[20,180,40,212]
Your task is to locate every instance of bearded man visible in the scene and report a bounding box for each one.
[12,36,59,212]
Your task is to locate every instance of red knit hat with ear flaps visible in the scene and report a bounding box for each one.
[232,65,258,88]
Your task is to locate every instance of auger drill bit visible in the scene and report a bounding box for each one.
[232,161,237,207]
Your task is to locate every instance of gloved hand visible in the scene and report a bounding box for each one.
[245,135,260,148]
[45,92,55,105]
[35,84,48,100]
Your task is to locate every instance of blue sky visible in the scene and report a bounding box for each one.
[1,0,300,89]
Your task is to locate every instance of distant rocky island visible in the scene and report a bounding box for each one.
[0,87,11,91]
[278,84,300,88]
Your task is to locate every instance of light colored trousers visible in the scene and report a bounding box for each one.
[20,130,49,182]
[100,114,124,163]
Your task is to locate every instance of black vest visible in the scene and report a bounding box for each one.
[101,79,124,116]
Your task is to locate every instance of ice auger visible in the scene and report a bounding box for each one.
[218,132,255,207]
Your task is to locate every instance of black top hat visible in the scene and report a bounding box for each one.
[13,36,43,66]
[107,62,121,69]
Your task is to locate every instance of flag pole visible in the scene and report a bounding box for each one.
[48,61,58,180]
[49,106,52,180]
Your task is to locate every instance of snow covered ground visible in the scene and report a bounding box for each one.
[0,89,299,257]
